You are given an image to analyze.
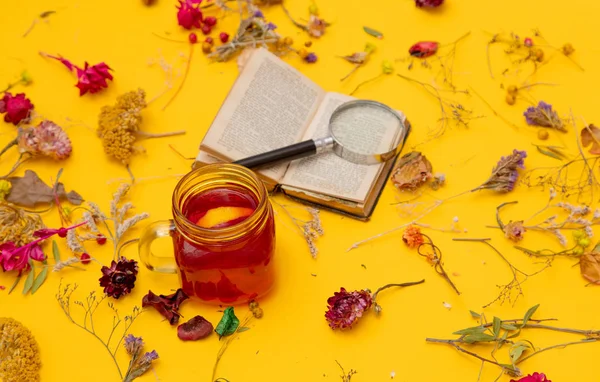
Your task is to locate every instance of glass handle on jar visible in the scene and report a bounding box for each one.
[138,220,178,274]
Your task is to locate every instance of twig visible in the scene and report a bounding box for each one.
[469,86,519,129]
[162,44,194,111]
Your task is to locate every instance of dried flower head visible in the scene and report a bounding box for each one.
[415,0,444,7]
[409,41,439,58]
[40,53,113,96]
[510,373,551,382]
[17,120,72,160]
[177,0,203,29]
[562,43,575,56]
[307,15,327,38]
[325,288,372,330]
[0,317,41,382]
[523,101,565,131]
[124,334,144,356]
[0,203,44,247]
[99,256,139,299]
[0,93,34,125]
[504,221,526,242]
[304,52,318,63]
[473,149,527,193]
[402,225,425,248]
[391,152,433,192]
[122,335,159,382]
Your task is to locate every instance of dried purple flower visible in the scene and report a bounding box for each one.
[523,101,566,131]
[122,336,159,382]
[473,149,527,193]
[99,256,139,299]
[266,22,277,30]
[253,10,264,18]
[304,53,318,63]
[325,288,372,330]
[17,120,72,160]
[124,334,144,356]
[415,0,444,7]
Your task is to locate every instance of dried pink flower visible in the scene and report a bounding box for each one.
[0,93,34,125]
[510,373,551,382]
[177,0,203,29]
[325,288,372,330]
[17,120,72,160]
[307,15,327,38]
[99,256,139,299]
[41,53,113,96]
[415,0,444,7]
[504,221,526,242]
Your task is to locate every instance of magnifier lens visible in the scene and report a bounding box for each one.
[329,103,403,157]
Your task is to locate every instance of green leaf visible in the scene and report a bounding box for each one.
[463,333,496,344]
[52,240,61,264]
[215,307,240,338]
[453,326,486,336]
[521,304,539,327]
[501,323,518,330]
[492,317,501,337]
[509,342,531,365]
[8,274,21,294]
[470,310,481,318]
[237,326,251,333]
[363,26,383,39]
[22,264,35,295]
[31,265,48,294]
[536,145,563,160]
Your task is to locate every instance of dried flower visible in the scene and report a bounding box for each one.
[0,93,34,125]
[40,53,113,96]
[510,373,551,382]
[0,317,41,382]
[17,120,72,160]
[402,225,425,248]
[504,221,526,242]
[0,203,43,247]
[391,152,433,191]
[99,256,139,299]
[142,288,189,325]
[580,124,600,155]
[124,334,144,356]
[304,52,318,63]
[325,288,372,330]
[122,335,159,382]
[307,15,327,37]
[562,43,575,56]
[409,41,439,58]
[473,149,527,193]
[523,101,565,131]
[415,0,444,7]
[342,52,368,64]
[0,181,11,200]
[177,0,203,29]
[524,37,534,47]
[382,60,394,74]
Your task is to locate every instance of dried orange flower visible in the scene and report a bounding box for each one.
[402,225,424,248]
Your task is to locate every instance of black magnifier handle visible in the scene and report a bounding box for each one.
[233,139,317,169]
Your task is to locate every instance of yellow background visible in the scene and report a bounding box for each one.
[2,0,600,380]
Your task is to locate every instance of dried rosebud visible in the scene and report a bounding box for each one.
[17,120,72,160]
[0,92,34,125]
[415,0,444,7]
[98,256,139,299]
[504,221,526,242]
[391,152,433,192]
[177,315,213,341]
[41,53,113,96]
[510,373,551,382]
[177,0,203,29]
[402,225,425,248]
[219,32,230,43]
[409,41,439,58]
[523,101,565,131]
[325,287,372,330]
[524,37,534,47]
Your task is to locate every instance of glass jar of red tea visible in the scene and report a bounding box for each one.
[138,164,276,305]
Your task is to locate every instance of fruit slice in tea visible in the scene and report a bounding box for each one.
[196,206,254,228]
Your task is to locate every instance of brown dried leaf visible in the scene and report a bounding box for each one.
[391,152,433,191]
[581,124,600,155]
[580,253,600,285]
[6,170,83,208]
[342,52,367,64]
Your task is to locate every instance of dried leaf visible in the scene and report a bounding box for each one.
[581,124,600,155]
[22,262,35,295]
[521,304,539,327]
[52,240,61,263]
[536,145,564,160]
[8,274,21,294]
[391,152,433,191]
[31,264,48,294]
[580,253,600,284]
[363,26,383,39]
[342,52,368,64]
[237,326,251,333]
[215,307,240,338]
[492,316,501,337]
[177,315,214,341]
[469,310,481,318]
[463,333,496,343]
[452,326,486,336]
[509,341,531,365]
[501,323,518,330]
[6,170,83,207]
[39,10,56,18]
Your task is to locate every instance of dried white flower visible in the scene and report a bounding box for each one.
[88,201,108,220]
[594,209,600,220]
[585,226,594,238]
[442,301,452,310]
[118,202,134,223]
[116,213,150,239]
[83,211,99,233]
[553,230,567,246]
[452,216,459,223]
[53,257,81,272]
[66,229,85,254]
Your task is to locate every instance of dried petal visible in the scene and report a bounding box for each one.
[580,253,600,285]
[307,15,327,38]
[177,315,213,341]
[391,152,433,191]
[415,0,444,7]
[581,124,600,155]
[17,120,72,160]
[342,52,368,64]
[142,288,189,325]
[176,0,203,29]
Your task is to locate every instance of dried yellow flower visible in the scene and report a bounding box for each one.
[0,317,41,382]
[0,203,44,246]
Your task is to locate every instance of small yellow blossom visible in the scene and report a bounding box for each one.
[0,318,41,382]
[382,60,394,74]
[0,180,11,200]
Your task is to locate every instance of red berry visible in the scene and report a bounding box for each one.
[205,36,214,44]
[189,33,198,44]
[524,37,533,47]
[204,16,217,27]
[219,32,229,43]
[57,227,68,238]
[80,253,91,265]
[96,235,107,245]
[201,24,212,35]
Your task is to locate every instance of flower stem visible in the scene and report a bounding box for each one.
[372,280,425,302]
[135,130,186,139]
[281,2,308,31]
[495,201,518,230]
[0,137,18,158]
[516,339,597,364]
[162,44,194,111]
[425,338,512,371]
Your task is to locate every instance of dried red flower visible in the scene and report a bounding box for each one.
[325,288,372,330]
[177,315,213,341]
[415,0,444,7]
[41,53,113,96]
[177,0,203,30]
[402,225,425,248]
[219,32,230,43]
[0,93,34,125]
[99,256,139,299]
[409,41,439,58]
[142,288,189,325]
[510,373,551,382]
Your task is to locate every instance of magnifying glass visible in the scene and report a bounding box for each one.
[233,100,411,169]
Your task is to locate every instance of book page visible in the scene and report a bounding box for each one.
[201,48,325,182]
[281,92,399,202]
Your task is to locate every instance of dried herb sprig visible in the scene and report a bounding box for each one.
[472,149,527,193]
[336,361,357,382]
[339,43,376,81]
[56,282,142,380]
[281,2,328,38]
[272,200,322,258]
[350,60,394,96]
[22,10,58,37]
[0,70,32,93]
[426,304,599,378]
[453,238,550,308]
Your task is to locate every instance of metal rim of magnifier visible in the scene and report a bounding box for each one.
[327,100,408,165]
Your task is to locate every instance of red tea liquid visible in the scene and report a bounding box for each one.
[173,187,275,304]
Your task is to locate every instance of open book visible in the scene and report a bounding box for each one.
[193,48,410,220]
